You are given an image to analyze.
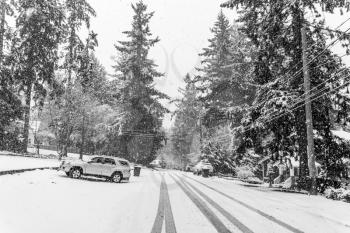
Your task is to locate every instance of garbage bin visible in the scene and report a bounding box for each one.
[202,169,209,178]
[134,166,141,176]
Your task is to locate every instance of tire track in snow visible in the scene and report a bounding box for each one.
[151,173,177,233]
[175,174,254,233]
[170,174,232,233]
[183,174,304,233]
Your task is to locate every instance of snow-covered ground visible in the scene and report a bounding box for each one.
[0,154,59,171]
[27,147,84,159]
[1,167,350,233]
[0,149,95,172]
[0,169,159,233]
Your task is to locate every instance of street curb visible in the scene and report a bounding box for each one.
[0,167,59,176]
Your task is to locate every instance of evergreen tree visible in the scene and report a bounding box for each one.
[58,0,95,157]
[11,0,65,152]
[112,1,169,164]
[196,11,255,128]
[191,11,254,174]
[0,0,22,151]
[171,74,200,159]
[222,1,350,183]
[64,0,95,85]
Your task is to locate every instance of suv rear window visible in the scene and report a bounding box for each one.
[118,160,129,166]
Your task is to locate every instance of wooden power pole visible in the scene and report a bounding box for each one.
[301,23,317,195]
[0,0,6,63]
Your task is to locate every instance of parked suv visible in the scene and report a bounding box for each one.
[193,161,214,176]
[59,156,131,183]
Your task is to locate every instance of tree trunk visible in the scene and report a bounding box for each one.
[60,26,76,158]
[22,82,32,153]
[79,115,85,159]
[62,143,68,157]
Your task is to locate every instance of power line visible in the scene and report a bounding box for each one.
[201,67,350,137]
[306,17,350,36]
[239,19,350,116]
[277,25,350,88]
[258,67,348,123]
[242,75,350,132]
[191,17,350,140]
[295,67,348,103]
[251,69,349,129]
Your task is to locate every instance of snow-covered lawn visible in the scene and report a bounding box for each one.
[27,147,81,158]
[0,154,59,171]
[27,147,98,161]
[0,148,97,172]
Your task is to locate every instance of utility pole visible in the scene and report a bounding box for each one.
[301,23,317,195]
[0,0,5,63]
[199,117,203,146]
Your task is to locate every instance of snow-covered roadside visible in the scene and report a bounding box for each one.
[0,155,59,172]
[184,173,350,233]
[0,169,159,233]
[27,148,97,161]
[27,147,79,158]
[0,147,97,172]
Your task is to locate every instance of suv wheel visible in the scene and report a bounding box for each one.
[70,167,82,179]
[111,172,122,183]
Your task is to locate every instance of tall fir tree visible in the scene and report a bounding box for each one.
[171,74,200,160]
[112,1,168,164]
[0,0,22,151]
[196,11,255,128]
[57,0,95,157]
[11,0,65,152]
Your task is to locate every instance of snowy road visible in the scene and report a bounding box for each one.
[0,168,350,233]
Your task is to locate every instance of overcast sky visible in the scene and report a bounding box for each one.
[85,0,350,129]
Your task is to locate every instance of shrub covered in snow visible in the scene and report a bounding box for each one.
[235,166,263,184]
[202,142,236,174]
[297,176,342,193]
[340,189,350,202]
[324,187,350,203]
[236,166,255,179]
[246,176,263,184]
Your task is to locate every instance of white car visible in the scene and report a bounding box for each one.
[59,156,131,183]
[193,161,214,176]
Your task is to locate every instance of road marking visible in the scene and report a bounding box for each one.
[170,174,232,233]
[184,174,304,233]
[151,174,177,233]
[176,174,254,233]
